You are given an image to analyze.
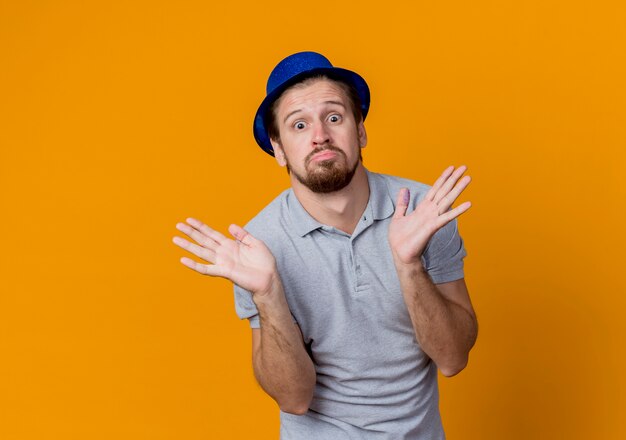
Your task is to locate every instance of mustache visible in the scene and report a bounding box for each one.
[305,145,346,166]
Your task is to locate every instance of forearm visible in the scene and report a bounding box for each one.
[252,280,316,414]
[395,262,477,376]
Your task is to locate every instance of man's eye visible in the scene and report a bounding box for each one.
[329,114,341,123]
[294,122,306,130]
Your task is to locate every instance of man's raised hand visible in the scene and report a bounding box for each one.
[173,218,278,296]
[388,166,472,266]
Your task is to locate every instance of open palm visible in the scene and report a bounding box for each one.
[173,218,277,296]
[389,166,472,265]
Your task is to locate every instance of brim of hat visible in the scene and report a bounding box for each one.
[253,67,370,156]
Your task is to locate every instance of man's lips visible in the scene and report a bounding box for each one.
[309,150,338,162]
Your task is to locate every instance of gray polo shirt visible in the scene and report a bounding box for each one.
[234,169,466,439]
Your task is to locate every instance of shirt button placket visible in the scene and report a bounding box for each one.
[351,242,362,293]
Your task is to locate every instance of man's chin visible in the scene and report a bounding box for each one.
[307,158,338,175]
[298,164,358,194]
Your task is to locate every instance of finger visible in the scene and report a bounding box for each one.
[172,236,216,262]
[392,188,410,219]
[433,165,468,204]
[437,201,472,227]
[176,222,219,249]
[437,175,472,214]
[185,217,228,244]
[425,166,455,201]
[176,217,228,248]
[180,257,224,277]
[228,224,254,246]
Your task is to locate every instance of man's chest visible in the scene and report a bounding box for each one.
[272,223,416,355]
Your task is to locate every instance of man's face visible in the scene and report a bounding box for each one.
[270,79,367,193]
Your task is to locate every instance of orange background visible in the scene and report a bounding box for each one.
[1,1,625,438]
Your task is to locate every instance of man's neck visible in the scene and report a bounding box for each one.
[291,165,370,235]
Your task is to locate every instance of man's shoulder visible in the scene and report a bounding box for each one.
[369,170,431,204]
[243,188,292,238]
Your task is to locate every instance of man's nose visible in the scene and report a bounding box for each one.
[312,122,331,146]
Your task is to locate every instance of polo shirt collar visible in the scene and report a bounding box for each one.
[365,169,395,221]
[288,168,396,237]
[288,190,324,237]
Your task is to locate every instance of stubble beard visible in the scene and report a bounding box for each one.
[286,145,360,194]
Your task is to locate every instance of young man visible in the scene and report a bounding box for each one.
[173,52,477,439]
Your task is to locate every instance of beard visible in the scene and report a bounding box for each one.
[286,145,360,194]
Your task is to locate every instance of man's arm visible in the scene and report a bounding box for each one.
[250,282,316,415]
[394,267,477,376]
[388,166,477,376]
[173,218,315,413]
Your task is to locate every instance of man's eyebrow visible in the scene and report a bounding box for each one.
[324,100,346,109]
[283,109,302,124]
[282,101,347,124]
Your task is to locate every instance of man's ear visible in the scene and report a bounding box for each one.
[358,121,367,148]
[271,138,287,167]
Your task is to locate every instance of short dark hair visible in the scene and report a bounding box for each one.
[265,74,363,143]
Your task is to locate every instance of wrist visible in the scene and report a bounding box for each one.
[391,246,425,268]
[393,253,427,275]
[252,273,287,307]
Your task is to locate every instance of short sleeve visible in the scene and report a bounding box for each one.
[422,218,467,284]
[234,284,261,328]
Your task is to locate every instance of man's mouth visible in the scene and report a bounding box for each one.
[310,150,338,162]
